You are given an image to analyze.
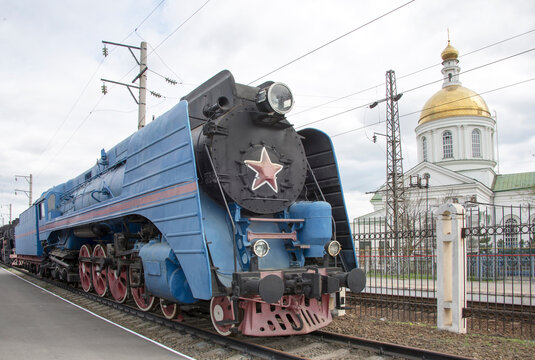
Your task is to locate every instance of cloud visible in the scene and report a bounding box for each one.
[1,0,534,222]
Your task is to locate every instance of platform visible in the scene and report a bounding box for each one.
[0,267,193,359]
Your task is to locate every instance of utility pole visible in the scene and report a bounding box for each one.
[100,41,150,130]
[15,174,33,207]
[138,41,148,129]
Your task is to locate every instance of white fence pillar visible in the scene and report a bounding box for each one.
[436,203,466,334]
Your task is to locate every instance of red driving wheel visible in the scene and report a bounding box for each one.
[78,245,92,292]
[91,244,108,297]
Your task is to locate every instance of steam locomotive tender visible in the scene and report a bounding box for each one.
[14,70,365,336]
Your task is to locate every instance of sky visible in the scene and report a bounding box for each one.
[1,0,535,224]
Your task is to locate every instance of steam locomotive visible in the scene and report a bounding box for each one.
[12,70,365,336]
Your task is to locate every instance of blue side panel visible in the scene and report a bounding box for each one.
[123,102,197,196]
[298,128,358,270]
[123,101,211,300]
[199,190,236,287]
[139,241,196,304]
[14,206,42,256]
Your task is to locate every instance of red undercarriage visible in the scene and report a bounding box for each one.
[238,293,332,336]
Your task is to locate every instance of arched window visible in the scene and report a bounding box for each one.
[422,136,428,161]
[442,131,453,159]
[504,218,518,249]
[472,129,481,157]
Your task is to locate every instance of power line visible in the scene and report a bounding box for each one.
[35,2,170,176]
[398,77,535,121]
[36,95,107,177]
[290,27,535,118]
[134,30,184,84]
[35,1,169,164]
[119,0,167,43]
[152,0,211,52]
[330,76,535,138]
[135,0,166,32]
[113,1,211,92]
[49,0,211,159]
[38,57,106,159]
[247,0,416,85]
[296,46,535,129]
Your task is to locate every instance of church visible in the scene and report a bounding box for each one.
[358,40,535,249]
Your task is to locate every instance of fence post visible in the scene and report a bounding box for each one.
[436,203,467,334]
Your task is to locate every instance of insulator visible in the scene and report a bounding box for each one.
[102,46,108,57]
[101,84,108,95]
[165,77,177,85]
[150,91,161,98]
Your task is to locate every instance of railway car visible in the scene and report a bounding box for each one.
[13,70,365,336]
[0,221,16,265]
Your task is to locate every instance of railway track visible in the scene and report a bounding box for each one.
[2,264,473,360]
[347,292,535,321]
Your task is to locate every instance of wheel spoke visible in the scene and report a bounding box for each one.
[78,245,93,293]
[91,245,108,297]
[160,299,179,320]
[108,263,128,303]
[129,255,155,311]
[210,296,235,336]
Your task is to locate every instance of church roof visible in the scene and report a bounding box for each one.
[493,171,535,192]
[419,85,491,124]
[418,41,491,125]
[441,40,459,61]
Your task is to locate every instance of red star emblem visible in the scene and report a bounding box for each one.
[244,147,284,193]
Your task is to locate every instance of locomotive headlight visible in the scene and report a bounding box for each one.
[252,239,270,258]
[256,82,294,115]
[325,240,342,257]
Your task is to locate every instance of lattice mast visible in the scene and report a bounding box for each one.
[385,70,405,239]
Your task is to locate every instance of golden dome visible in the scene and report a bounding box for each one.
[441,40,459,61]
[419,85,491,124]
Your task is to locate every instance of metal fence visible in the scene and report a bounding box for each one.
[351,203,535,339]
[352,214,437,324]
[463,203,534,338]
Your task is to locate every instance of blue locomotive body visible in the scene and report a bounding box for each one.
[14,70,365,336]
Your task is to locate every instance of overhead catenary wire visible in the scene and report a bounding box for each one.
[247,0,416,85]
[330,76,535,138]
[290,27,535,118]
[295,46,535,129]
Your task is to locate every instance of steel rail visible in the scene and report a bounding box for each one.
[4,263,478,360]
[347,292,535,320]
[312,331,475,360]
[2,264,309,360]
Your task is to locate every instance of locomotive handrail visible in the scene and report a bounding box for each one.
[247,230,297,242]
[204,144,238,273]
[247,217,304,223]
